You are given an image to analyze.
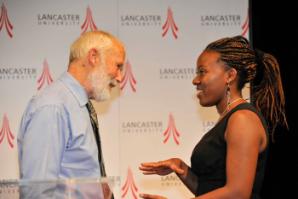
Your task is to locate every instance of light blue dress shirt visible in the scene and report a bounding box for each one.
[18,72,101,179]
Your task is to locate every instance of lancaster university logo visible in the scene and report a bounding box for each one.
[121,168,138,199]
[81,6,97,33]
[200,14,241,26]
[162,7,178,39]
[161,173,182,187]
[37,59,53,90]
[163,113,181,145]
[0,114,15,148]
[0,67,37,80]
[121,120,163,134]
[120,60,137,93]
[202,121,216,133]
[0,3,13,38]
[159,66,195,80]
[241,10,249,37]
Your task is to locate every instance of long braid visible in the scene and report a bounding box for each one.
[253,52,288,135]
[205,35,288,139]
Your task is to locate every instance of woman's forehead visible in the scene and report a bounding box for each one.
[197,51,221,66]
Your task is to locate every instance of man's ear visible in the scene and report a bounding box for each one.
[87,48,100,66]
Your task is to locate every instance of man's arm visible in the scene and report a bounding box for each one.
[19,104,69,179]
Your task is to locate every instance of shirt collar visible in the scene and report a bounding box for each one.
[59,72,89,107]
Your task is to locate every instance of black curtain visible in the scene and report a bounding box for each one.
[250,0,298,198]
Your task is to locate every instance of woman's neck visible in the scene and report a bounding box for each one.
[217,97,246,121]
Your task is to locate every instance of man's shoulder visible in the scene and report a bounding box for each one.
[29,80,70,110]
[24,72,85,117]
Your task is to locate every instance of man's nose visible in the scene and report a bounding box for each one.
[115,69,122,83]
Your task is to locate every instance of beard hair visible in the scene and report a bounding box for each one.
[88,63,113,102]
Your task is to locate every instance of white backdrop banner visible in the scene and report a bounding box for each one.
[0,0,249,198]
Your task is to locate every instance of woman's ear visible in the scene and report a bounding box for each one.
[228,67,238,83]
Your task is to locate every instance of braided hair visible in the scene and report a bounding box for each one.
[205,35,288,138]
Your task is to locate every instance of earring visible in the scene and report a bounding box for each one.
[226,82,231,111]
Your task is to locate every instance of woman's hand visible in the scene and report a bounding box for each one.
[139,193,167,199]
[139,158,186,176]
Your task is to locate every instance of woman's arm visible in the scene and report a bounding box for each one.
[139,158,198,194]
[194,110,267,199]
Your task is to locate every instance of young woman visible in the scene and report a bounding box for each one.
[139,36,287,199]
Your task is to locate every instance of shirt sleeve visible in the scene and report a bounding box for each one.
[19,104,69,179]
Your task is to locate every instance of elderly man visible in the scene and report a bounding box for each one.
[18,31,125,181]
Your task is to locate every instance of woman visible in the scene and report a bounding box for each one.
[139,36,287,199]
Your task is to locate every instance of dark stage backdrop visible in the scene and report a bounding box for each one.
[250,0,298,198]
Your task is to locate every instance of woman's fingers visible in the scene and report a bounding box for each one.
[139,193,167,199]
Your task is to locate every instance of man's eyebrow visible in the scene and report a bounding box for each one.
[117,63,124,70]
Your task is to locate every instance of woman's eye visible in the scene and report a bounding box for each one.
[196,68,205,75]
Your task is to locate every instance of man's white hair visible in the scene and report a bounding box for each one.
[69,31,122,63]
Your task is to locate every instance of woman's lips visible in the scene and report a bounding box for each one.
[196,90,203,98]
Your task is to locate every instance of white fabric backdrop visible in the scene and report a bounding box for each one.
[0,0,249,198]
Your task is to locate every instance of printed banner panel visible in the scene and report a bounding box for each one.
[0,0,249,198]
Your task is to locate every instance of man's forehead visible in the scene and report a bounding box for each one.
[114,46,125,60]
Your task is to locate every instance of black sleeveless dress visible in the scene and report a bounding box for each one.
[190,103,268,199]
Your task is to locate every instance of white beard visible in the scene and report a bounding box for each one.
[88,64,113,102]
